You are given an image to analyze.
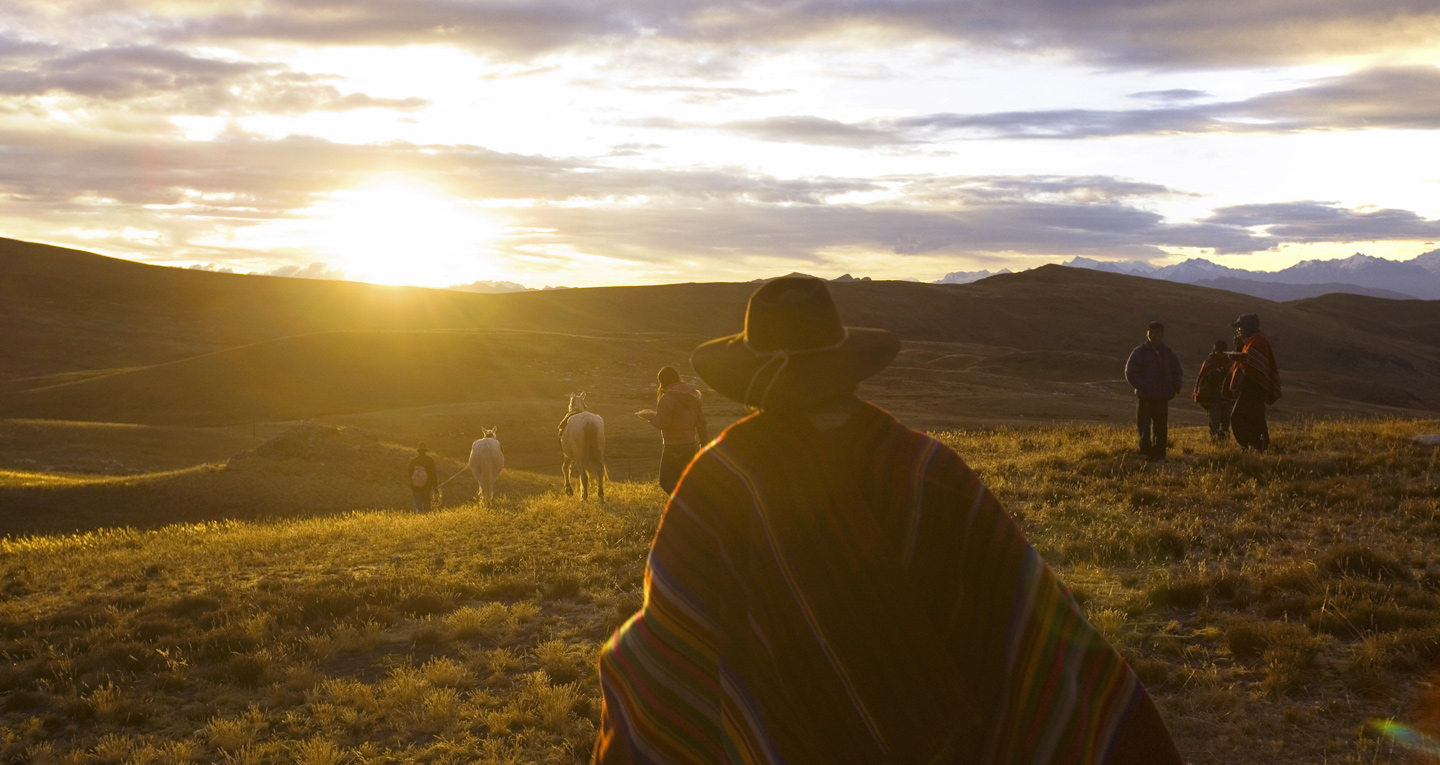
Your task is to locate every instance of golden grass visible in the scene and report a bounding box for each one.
[0,467,208,489]
[0,418,1437,763]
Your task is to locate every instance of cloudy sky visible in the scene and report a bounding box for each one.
[2,1,1439,289]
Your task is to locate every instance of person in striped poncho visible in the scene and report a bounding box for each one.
[594,276,1183,764]
[1227,313,1281,453]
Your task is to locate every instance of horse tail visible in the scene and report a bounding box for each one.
[583,420,603,477]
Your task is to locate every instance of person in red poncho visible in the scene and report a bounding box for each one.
[1226,313,1281,452]
[594,276,1184,765]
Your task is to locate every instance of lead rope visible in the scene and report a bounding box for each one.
[741,329,851,410]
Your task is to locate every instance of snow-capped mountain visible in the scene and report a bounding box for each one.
[933,268,1013,285]
[1058,250,1440,300]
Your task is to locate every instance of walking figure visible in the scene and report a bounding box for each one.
[635,366,708,494]
[407,443,438,512]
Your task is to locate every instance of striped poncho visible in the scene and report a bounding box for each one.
[595,402,1180,764]
[1237,332,1281,405]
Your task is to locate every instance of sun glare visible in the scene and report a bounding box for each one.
[308,178,505,287]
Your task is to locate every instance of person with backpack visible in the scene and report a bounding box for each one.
[1193,339,1235,441]
[594,276,1183,764]
[635,366,709,494]
[1124,320,1183,462]
[407,443,438,512]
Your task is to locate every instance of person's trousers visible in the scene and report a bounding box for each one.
[1206,399,1232,439]
[658,442,699,494]
[1136,397,1169,458]
[411,486,434,512]
[1231,377,1270,452]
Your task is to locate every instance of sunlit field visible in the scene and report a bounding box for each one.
[2,419,1438,764]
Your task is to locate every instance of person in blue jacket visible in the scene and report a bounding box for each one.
[1124,321,1183,462]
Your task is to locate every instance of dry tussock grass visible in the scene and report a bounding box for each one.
[0,419,1437,762]
[937,417,1440,763]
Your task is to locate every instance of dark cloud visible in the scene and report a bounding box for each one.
[896,176,1181,205]
[1207,201,1440,243]
[498,192,1274,266]
[1230,66,1440,131]
[1128,89,1210,102]
[720,116,905,147]
[0,32,58,60]
[669,66,1440,144]
[0,128,876,234]
[0,44,429,114]
[163,0,653,57]
[7,0,1432,69]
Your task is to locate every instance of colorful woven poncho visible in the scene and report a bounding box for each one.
[595,402,1180,764]
[1238,332,1281,405]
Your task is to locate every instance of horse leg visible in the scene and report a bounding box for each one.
[562,457,575,495]
[580,468,590,501]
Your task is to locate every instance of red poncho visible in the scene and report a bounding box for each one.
[1238,332,1282,405]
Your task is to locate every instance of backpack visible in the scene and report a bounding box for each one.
[1199,364,1226,396]
[410,465,428,488]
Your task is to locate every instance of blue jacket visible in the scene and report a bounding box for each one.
[1125,342,1182,399]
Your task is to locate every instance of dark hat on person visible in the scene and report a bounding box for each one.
[1230,313,1260,332]
[1213,339,1228,352]
[416,442,428,454]
[690,275,900,410]
[657,366,681,385]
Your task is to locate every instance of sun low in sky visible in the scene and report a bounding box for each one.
[295,178,507,288]
[0,1,1438,289]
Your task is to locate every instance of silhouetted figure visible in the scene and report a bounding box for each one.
[594,276,1183,765]
[407,443,438,512]
[1124,321,1183,462]
[1227,313,1281,452]
[636,366,708,494]
[1193,338,1235,441]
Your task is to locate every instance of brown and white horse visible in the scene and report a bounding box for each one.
[559,392,606,502]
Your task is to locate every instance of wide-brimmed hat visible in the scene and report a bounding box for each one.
[690,275,900,410]
[1230,313,1260,333]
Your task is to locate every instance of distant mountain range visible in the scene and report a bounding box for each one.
[1043,250,1440,301]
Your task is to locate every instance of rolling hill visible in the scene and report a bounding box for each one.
[5,236,1440,425]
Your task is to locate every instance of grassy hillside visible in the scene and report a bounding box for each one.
[1,419,1437,763]
[4,238,1440,421]
[0,330,696,427]
[0,422,570,538]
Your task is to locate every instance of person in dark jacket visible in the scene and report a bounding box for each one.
[1124,321,1183,462]
[1193,339,1235,441]
[407,443,438,512]
[636,366,709,494]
